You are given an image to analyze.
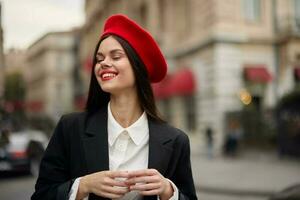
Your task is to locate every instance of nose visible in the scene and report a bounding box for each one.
[100,57,113,69]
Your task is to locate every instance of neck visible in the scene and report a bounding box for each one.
[110,93,143,128]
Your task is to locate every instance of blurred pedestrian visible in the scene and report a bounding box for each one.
[32,14,197,200]
[224,120,242,157]
[205,127,214,159]
[0,128,10,147]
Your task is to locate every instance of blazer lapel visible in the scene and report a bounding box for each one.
[82,108,109,174]
[81,110,174,176]
[148,120,173,176]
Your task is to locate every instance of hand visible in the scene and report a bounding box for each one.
[125,169,173,200]
[77,170,130,199]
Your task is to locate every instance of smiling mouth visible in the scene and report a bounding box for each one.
[101,72,117,80]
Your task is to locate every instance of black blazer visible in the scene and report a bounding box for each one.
[31,108,197,200]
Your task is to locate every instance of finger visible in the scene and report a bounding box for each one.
[108,171,130,178]
[94,191,124,199]
[110,179,129,187]
[128,169,157,177]
[130,182,160,191]
[102,177,128,187]
[139,189,161,196]
[102,185,129,195]
[126,175,160,185]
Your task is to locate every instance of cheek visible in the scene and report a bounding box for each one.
[126,63,135,81]
[124,67,136,84]
[129,71,136,84]
[94,64,99,75]
[94,64,99,74]
[119,61,135,82]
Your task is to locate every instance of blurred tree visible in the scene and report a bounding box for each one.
[3,72,27,130]
[4,72,26,103]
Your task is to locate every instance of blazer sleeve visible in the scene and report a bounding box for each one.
[31,116,73,200]
[173,133,197,200]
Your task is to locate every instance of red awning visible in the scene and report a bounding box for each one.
[4,101,25,112]
[152,75,173,99]
[169,68,196,96]
[26,101,44,112]
[152,68,196,99]
[294,67,300,80]
[244,65,272,83]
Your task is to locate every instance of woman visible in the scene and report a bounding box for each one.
[32,14,197,200]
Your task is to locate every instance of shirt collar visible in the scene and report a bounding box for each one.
[107,102,149,146]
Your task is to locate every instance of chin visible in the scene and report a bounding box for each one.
[99,81,136,94]
[100,85,114,93]
[100,84,120,94]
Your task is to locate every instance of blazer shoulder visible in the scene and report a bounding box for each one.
[157,122,190,143]
[163,122,188,135]
[52,112,88,141]
[60,111,87,124]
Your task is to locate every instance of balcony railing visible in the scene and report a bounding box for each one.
[276,15,300,36]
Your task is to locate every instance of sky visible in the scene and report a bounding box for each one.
[1,0,84,51]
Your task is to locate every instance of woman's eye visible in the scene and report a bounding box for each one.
[96,58,104,63]
[112,56,121,60]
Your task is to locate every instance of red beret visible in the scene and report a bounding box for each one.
[100,14,167,83]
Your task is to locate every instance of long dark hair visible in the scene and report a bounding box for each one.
[85,35,164,123]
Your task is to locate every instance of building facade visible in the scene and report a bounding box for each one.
[79,0,300,152]
[4,49,26,75]
[26,31,81,122]
[0,3,5,103]
[1,49,27,115]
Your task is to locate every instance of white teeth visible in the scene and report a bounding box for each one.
[102,73,116,78]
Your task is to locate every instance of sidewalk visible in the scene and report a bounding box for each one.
[189,138,300,199]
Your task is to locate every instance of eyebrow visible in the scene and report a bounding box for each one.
[96,49,125,57]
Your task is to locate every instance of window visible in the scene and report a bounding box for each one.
[55,82,64,116]
[56,54,63,72]
[162,99,172,122]
[140,3,148,28]
[159,0,166,32]
[242,0,261,22]
[182,0,191,33]
[184,95,197,131]
[295,0,300,27]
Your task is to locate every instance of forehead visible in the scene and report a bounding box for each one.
[97,36,124,53]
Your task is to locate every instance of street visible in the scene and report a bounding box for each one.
[0,172,36,199]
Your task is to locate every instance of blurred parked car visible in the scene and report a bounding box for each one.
[0,129,48,176]
[269,183,300,200]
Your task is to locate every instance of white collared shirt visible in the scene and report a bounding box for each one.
[107,102,149,200]
[68,103,178,200]
[108,102,149,174]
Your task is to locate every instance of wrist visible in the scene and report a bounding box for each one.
[160,179,173,200]
[76,176,89,199]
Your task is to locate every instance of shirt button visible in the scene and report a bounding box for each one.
[121,131,130,139]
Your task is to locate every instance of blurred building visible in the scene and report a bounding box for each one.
[25,30,82,122]
[0,3,4,102]
[79,0,300,152]
[276,0,300,94]
[1,49,27,114]
[4,49,26,75]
